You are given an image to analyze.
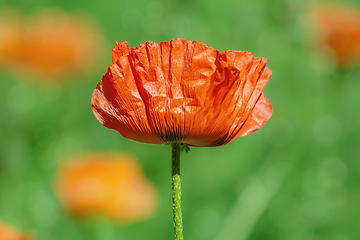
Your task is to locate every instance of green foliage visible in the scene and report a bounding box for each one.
[1,0,360,239]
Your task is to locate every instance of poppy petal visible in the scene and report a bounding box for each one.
[92,39,273,147]
[235,93,273,137]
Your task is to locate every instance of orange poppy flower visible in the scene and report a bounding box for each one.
[92,38,272,147]
[55,153,158,223]
[309,3,360,67]
[0,220,29,240]
[0,8,103,80]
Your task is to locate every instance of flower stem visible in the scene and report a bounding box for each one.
[171,142,183,240]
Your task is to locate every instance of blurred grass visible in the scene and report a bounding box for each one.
[1,0,360,239]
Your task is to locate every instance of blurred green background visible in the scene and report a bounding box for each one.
[1,0,360,239]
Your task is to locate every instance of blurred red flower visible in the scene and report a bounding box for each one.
[55,153,158,224]
[309,3,360,67]
[0,220,29,240]
[92,38,272,147]
[0,8,104,81]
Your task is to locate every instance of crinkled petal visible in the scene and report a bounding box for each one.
[235,93,272,137]
[92,38,273,147]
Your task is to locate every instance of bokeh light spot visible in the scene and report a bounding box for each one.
[301,198,329,227]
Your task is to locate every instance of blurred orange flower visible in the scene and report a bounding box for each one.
[0,220,29,240]
[0,8,104,81]
[309,3,360,67]
[92,38,272,147]
[55,153,158,223]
